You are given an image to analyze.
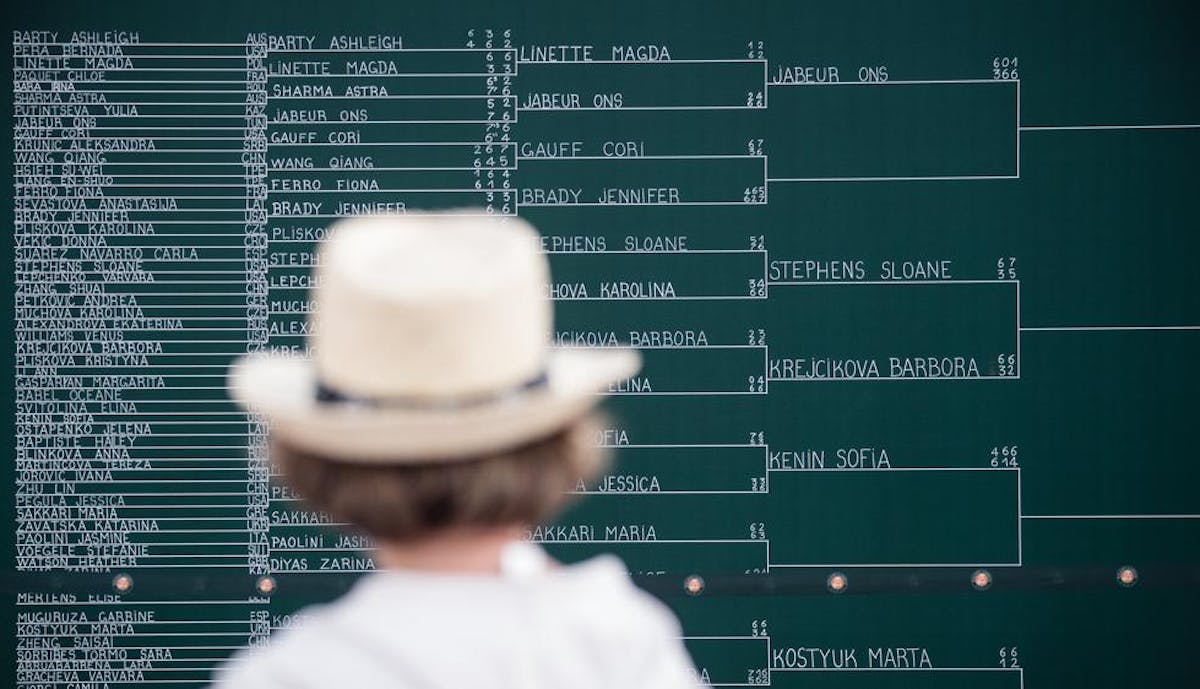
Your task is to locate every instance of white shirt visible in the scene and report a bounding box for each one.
[212,544,700,689]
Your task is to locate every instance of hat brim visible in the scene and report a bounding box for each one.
[228,347,640,462]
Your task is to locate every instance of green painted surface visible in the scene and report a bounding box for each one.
[5,1,1198,686]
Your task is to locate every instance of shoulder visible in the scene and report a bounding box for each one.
[557,555,681,628]
[551,556,699,688]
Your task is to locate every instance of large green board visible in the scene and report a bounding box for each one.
[6,1,1199,686]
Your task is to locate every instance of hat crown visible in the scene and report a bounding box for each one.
[312,213,550,399]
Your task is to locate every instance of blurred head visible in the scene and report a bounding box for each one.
[271,413,609,544]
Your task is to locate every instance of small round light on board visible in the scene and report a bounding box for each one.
[112,573,134,594]
[826,571,848,594]
[683,575,705,596]
[971,569,993,591]
[1116,566,1138,588]
[255,575,277,596]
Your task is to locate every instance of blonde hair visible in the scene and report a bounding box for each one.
[271,414,608,543]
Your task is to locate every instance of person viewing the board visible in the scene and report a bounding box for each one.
[214,212,700,688]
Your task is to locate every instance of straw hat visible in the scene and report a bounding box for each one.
[227,212,640,462]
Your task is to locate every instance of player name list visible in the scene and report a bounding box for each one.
[11,31,531,687]
[12,32,526,576]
